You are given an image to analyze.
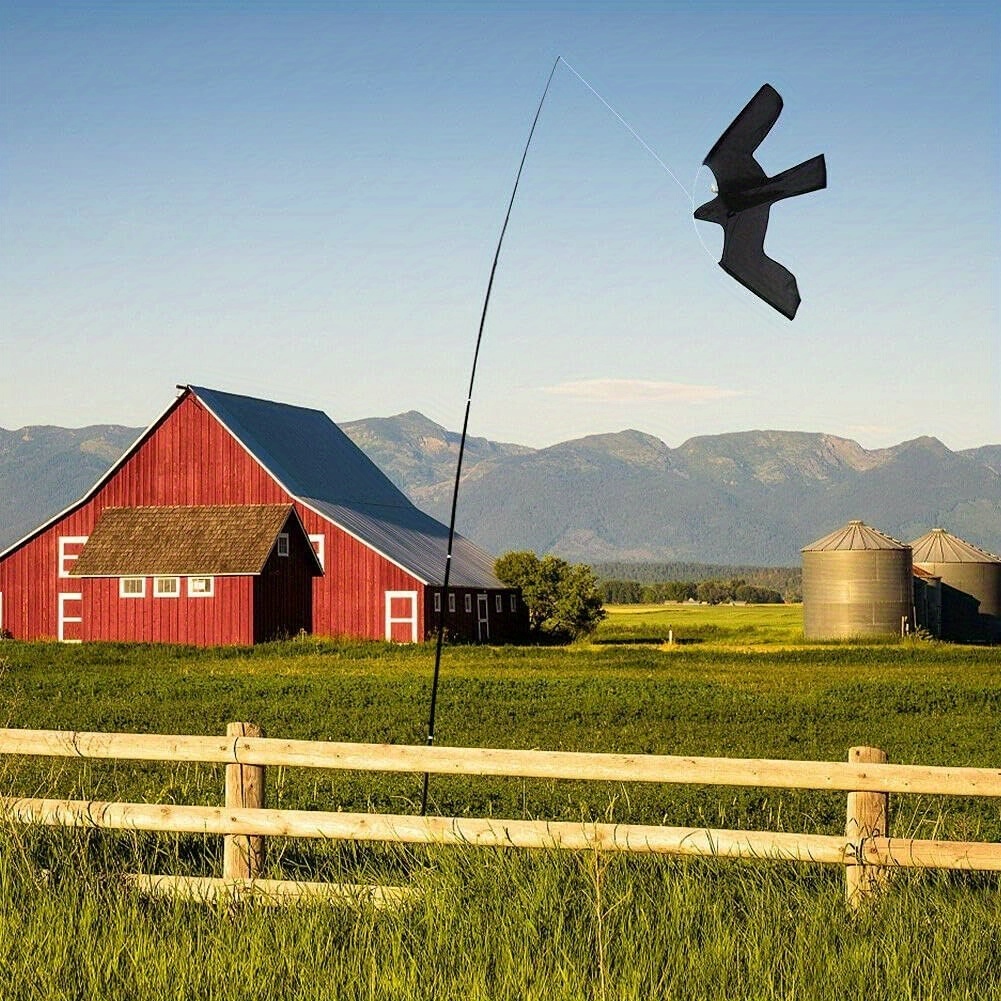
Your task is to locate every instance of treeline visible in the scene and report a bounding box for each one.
[600,578,786,605]
[593,563,802,605]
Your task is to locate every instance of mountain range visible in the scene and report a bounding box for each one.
[2,413,999,566]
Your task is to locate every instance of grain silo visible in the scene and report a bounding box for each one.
[910,528,1001,643]
[801,521,913,640]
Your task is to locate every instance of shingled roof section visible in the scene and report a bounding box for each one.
[190,385,506,589]
[71,505,304,577]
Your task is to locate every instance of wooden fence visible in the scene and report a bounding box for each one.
[1,723,1000,908]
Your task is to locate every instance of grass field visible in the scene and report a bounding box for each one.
[1,605,1000,999]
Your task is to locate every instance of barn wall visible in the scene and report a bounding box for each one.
[81,576,254,646]
[297,509,425,641]
[423,588,528,644]
[254,518,315,642]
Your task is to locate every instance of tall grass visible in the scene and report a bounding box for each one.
[1,824,999,1001]
[1,619,1000,998]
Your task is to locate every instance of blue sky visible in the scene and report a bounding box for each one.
[2,1,998,450]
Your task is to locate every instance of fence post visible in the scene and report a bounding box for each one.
[845,745,889,909]
[224,722,266,881]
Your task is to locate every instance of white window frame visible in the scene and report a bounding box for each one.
[495,594,503,614]
[58,536,88,579]
[308,533,325,571]
[277,533,290,557]
[464,593,472,614]
[433,592,441,613]
[510,594,518,612]
[119,577,146,599]
[153,576,180,598]
[448,594,456,613]
[57,592,83,643]
[384,590,418,643]
[186,576,215,598]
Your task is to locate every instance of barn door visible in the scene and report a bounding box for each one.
[476,593,490,643]
[58,592,83,643]
[385,591,418,643]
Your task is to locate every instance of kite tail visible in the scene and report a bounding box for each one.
[420,56,561,816]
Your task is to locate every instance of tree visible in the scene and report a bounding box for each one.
[600,579,643,604]
[495,551,606,642]
[695,579,732,605]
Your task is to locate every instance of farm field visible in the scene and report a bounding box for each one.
[1,605,999,999]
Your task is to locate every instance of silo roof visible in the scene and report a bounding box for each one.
[910,528,1001,564]
[802,520,909,552]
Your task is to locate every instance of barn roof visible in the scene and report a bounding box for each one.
[189,386,505,588]
[802,520,909,552]
[70,505,317,576]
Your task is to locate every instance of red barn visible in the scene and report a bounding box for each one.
[0,386,526,646]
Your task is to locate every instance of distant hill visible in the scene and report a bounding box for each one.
[339,410,533,491]
[2,415,999,567]
[0,425,142,549]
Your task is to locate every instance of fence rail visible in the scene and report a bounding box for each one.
[1,725,999,908]
[2,727,999,796]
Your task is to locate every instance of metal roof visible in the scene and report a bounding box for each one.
[190,386,505,588]
[910,528,1001,565]
[802,520,910,552]
[71,505,312,576]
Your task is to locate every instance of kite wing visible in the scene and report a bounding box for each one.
[703,83,782,191]
[718,205,801,320]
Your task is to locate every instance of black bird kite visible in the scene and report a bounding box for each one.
[694,83,826,320]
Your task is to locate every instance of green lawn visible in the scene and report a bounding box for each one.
[596,601,806,645]
[1,618,999,999]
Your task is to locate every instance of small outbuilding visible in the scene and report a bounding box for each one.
[801,520,913,640]
[910,528,1001,644]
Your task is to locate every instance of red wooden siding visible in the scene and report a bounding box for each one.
[298,510,425,642]
[81,576,254,646]
[422,588,527,644]
[253,515,315,643]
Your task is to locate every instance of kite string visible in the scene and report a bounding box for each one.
[557,58,723,271]
[556,57,694,202]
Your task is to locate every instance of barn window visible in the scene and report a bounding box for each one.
[187,576,215,597]
[495,594,503,613]
[277,533,290,557]
[464,594,472,614]
[448,594,456,613]
[58,536,88,578]
[434,593,441,613]
[510,594,517,612]
[154,576,180,598]
[308,533,325,570]
[119,577,146,599]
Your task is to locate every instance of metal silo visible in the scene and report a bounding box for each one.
[801,521,913,640]
[910,528,1001,643]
